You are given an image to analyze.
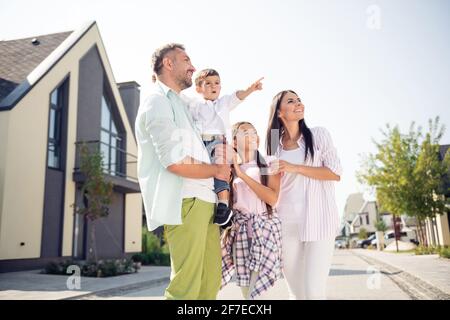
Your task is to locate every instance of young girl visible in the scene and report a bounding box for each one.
[221,121,283,300]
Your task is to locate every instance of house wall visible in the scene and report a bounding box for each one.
[76,43,141,255]
[0,23,141,263]
[344,193,365,223]
[425,213,450,246]
[350,202,378,234]
[77,24,141,255]
[88,192,125,259]
[125,193,142,252]
[437,212,450,246]
[74,44,126,259]
[0,62,75,260]
[91,25,141,254]
[0,112,10,239]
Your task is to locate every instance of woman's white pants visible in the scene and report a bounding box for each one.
[281,223,335,300]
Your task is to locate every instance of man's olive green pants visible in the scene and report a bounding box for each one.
[164,197,221,300]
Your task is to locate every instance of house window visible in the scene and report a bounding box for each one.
[366,214,370,225]
[100,95,123,176]
[47,81,67,169]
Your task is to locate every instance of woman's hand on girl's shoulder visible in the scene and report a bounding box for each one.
[268,158,280,175]
[270,159,297,175]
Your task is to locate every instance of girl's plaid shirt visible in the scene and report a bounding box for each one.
[221,210,283,299]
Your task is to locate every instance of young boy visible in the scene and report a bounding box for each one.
[181,69,263,227]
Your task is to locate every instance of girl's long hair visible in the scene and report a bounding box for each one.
[230,121,273,217]
[265,90,314,162]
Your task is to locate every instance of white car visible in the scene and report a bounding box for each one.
[385,230,418,245]
[370,237,385,248]
[372,230,418,247]
[335,239,347,249]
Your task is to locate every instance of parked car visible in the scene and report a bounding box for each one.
[335,239,347,249]
[373,230,418,247]
[356,234,376,249]
[371,237,385,248]
[386,230,417,245]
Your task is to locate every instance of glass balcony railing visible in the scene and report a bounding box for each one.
[74,140,138,183]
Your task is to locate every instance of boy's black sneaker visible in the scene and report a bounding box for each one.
[220,216,234,230]
[214,203,233,226]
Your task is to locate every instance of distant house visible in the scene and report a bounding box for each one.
[0,21,142,272]
[340,193,365,237]
[349,201,378,235]
[343,194,416,239]
[343,193,365,224]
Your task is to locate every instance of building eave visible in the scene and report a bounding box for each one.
[73,171,140,194]
[0,21,97,111]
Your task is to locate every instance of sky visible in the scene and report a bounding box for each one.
[1,0,449,217]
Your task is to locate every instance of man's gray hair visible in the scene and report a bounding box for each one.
[151,43,185,76]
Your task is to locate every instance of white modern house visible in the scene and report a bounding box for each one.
[0,21,143,272]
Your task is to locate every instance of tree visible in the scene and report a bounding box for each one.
[358,228,368,240]
[358,123,417,251]
[72,143,113,262]
[374,219,387,232]
[358,117,449,249]
[411,119,449,246]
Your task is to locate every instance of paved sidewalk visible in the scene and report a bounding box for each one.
[218,249,410,300]
[0,266,170,300]
[93,250,411,300]
[352,249,450,299]
[1,249,449,300]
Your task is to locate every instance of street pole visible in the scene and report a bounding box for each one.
[394,215,399,252]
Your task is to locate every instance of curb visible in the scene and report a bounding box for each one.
[63,276,170,300]
[351,250,450,300]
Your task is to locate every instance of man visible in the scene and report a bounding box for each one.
[135,43,231,300]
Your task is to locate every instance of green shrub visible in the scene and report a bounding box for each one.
[135,227,170,265]
[150,252,170,266]
[415,246,450,259]
[131,253,146,263]
[43,258,139,277]
[44,260,75,275]
[374,219,388,232]
[415,245,443,256]
[358,228,368,240]
[161,242,170,254]
[142,227,163,254]
[439,246,450,259]
[132,252,170,266]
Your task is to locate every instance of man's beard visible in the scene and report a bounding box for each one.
[175,73,192,91]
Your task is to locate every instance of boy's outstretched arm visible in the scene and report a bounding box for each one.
[236,77,264,100]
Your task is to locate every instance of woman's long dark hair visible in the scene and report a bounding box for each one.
[265,90,314,162]
[229,122,273,217]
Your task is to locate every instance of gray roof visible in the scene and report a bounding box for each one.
[0,31,72,102]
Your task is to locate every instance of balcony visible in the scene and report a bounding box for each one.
[73,140,140,193]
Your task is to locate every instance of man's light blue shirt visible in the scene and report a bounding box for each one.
[135,81,215,231]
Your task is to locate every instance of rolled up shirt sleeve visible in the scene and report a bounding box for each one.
[318,127,343,177]
[217,91,242,113]
[144,96,191,168]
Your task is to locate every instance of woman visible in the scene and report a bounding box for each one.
[266,90,342,300]
[221,121,283,300]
